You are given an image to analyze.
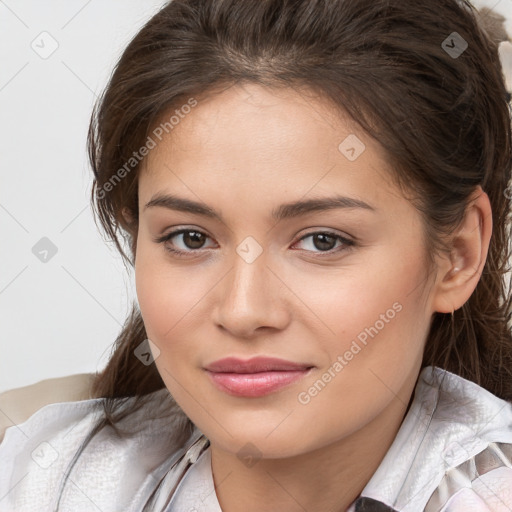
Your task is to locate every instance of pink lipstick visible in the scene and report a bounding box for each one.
[204,356,314,397]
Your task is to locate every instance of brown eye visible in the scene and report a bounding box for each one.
[154,228,215,256]
[311,233,337,251]
[181,230,207,249]
[293,231,354,255]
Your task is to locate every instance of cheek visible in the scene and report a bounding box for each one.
[293,248,430,415]
[286,245,427,344]
[134,256,202,396]
[134,241,218,362]
[135,242,188,344]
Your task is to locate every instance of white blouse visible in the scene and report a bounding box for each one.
[0,366,511,511]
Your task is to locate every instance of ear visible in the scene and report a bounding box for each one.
[431,186,493,314]
[121,206,135,227]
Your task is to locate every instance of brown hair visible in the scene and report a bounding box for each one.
[88,0,512,422]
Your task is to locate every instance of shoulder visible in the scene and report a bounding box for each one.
[0,373,95,444]
[0,378,107,511]
[422,368,512,511]
[426,443,512,510]
[357,367,512,511]
[0,384,196,511]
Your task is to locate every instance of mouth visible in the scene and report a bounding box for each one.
[204,356,314,397]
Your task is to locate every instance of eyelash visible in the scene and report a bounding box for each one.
[153,228,355,258]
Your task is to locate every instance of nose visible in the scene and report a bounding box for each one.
[212,247,291,339]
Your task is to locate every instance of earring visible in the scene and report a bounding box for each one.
[447,266,461,279]
[449,309,456,343]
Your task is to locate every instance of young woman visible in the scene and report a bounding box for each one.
[1,0,512,510]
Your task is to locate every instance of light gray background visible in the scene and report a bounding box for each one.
[0,0,166,392]
[1,0,511,393]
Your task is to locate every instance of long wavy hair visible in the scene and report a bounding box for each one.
[55,0,512,507]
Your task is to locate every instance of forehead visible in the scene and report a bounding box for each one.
[145,83,366,157]
[137,83,400,212]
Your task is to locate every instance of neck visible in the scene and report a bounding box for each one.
[209,393,411,512]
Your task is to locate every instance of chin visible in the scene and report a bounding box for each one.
[203,418,318,461]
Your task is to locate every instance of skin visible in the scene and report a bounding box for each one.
[132,83,492,512]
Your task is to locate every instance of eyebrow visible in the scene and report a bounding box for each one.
[143,193,376,222]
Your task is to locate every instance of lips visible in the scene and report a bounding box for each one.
[205,356,312,373]
[204,357,314,397]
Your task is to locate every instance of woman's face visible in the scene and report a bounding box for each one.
[134,83,437,458]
